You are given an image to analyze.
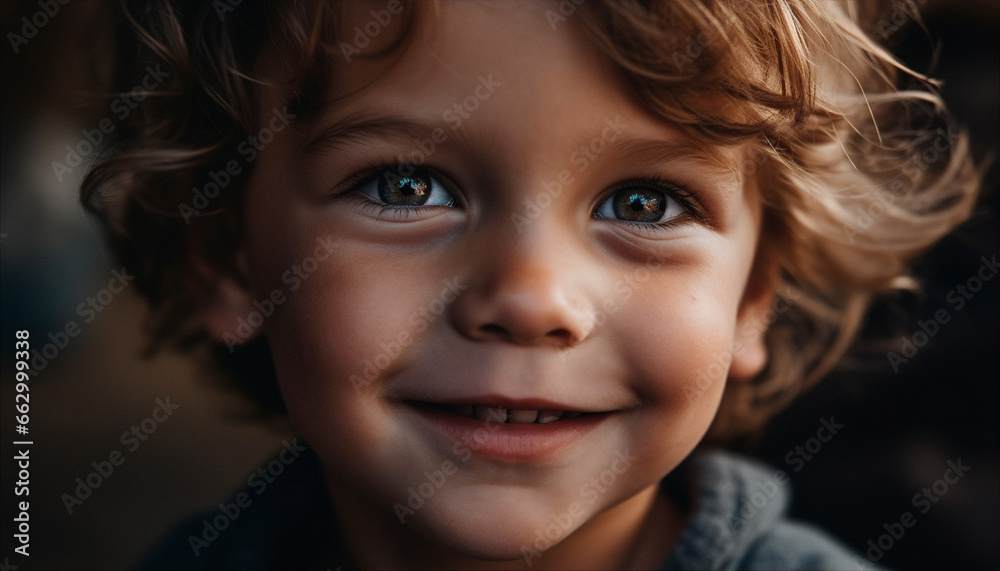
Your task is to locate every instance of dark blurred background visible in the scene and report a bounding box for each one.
[1,1,997,569]
[750,3,1000,569]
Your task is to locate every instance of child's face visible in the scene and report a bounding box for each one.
[223,1,771,562]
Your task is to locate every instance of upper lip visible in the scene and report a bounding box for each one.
[405,395,613,413]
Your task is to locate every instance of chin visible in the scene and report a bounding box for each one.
[402,495,580,562]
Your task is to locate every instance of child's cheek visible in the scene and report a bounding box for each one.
[610,274,737,453]
[248,241,432,444]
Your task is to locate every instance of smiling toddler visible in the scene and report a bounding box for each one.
[81,1,980,569]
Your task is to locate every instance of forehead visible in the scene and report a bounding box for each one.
[321,2,629,132]
[331,2,602,93]
[259,0,746,177]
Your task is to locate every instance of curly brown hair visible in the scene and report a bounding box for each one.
[81,0,981,441]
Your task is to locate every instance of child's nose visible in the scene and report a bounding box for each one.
[449,238,596,349]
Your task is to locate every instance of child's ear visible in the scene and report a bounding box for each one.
[729,253,778,383]
[190,249,260,346]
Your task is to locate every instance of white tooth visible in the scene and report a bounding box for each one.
[475,406,507,422]
[563,411,582,419]
[536,410,564,424]
[507,409,539,423]
[454,405,474,418]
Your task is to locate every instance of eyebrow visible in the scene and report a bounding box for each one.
[610,138,742,177]
[303,112,744,182]
[302,114,434,158]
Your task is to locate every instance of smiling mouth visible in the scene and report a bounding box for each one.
[407,400,616,462]
[412,402,589,424]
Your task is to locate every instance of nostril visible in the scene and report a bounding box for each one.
[473,324,580,346]
[480,324,507,336]
[548,328,573,342]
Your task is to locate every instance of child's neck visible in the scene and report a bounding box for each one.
[325,478,686,570]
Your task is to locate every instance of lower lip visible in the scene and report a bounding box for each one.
[408,403,612,463]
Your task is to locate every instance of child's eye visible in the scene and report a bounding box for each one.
[593,179,693,227]
[356,167,457,208]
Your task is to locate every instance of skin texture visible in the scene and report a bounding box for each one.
[206,2,775,568]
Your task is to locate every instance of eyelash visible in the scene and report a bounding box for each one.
[331,161,460,221]
[595,176,708,235]
[343,197,424,221]
[332,163,708,230]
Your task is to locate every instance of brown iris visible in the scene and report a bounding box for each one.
[612,190,665,222]
[379,171,432,205]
